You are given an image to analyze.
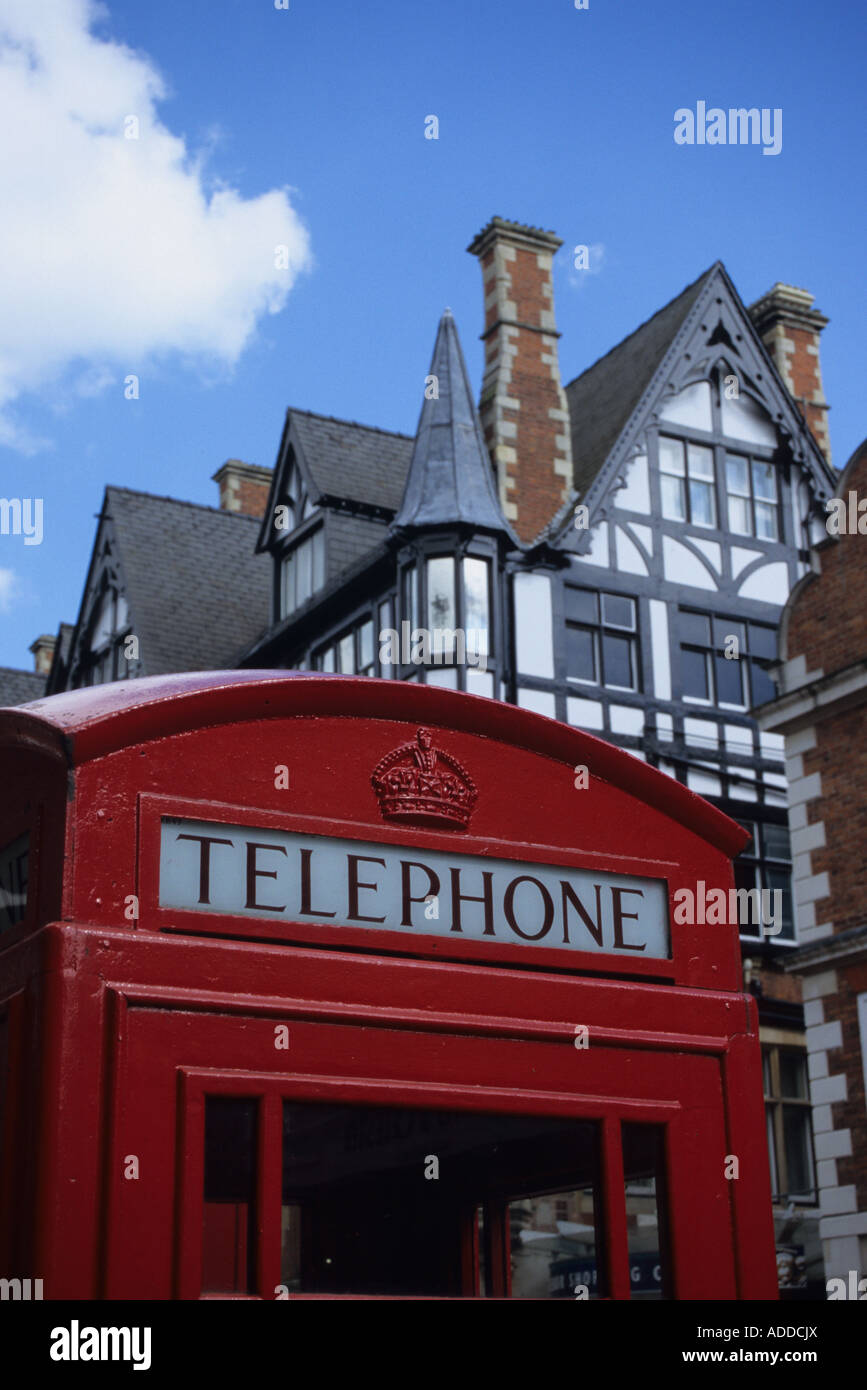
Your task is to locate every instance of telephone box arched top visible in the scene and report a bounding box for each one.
[0,671,748,990]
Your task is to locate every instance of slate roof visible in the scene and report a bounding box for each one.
[326,511,390,582]
[104,487,272,674]
[392,309,515,537]
[0,666,47,707]
[289,408,414,512]
[565,265,716,499]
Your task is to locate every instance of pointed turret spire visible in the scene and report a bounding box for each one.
[392,310,516,537]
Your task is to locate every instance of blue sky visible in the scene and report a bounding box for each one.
[0,0,864,670]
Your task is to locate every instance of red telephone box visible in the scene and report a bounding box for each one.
[0,672,777,1299]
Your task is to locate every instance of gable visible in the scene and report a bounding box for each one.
[565,266,714,503]
[62,488,272,687]
[256,408,413,553]
[555,263,836,549]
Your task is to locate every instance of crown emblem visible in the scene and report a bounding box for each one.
[371,727,477,831]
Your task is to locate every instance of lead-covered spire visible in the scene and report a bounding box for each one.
[392,309,516,538]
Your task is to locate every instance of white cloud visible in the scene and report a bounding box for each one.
[0,568,19,612]
[0,0,311,449]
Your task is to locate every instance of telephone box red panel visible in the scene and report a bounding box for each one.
[0,672,778,1300]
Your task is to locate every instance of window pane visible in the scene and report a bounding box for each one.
[658,436,685,476]
[779,1051,808,1100]
[321,647,335,673]
[601,633,635,689]
[750,663,776,707]
[463,557,490,656]
[312,528,325,592]
[713,617,745,648]
[116,593,129,630]
[727,495,752,535]
[782,1107,814,1195]
[748,623,777,660]
[338,633,354,674]
[689,479,716,527]
[766,1106,779,1195]
[281,553,295,617]
[425,667,458,689]
[403,566,418,629]
[296,538,313,607]
[378,602,393,675]
[680,611,711,646]
[92,592,114,648]
[755,501,778,540]
[726,455,750,494]
[752,460,777,501]
[602,593,635,630]
[466,668,494,698]
[765,867,794,939]
[565,586,598,624]
[567,626,596,681]
[427,556,456,636]
[203,1097,257,1295]
[687,443,714,480]
[358,619,374,671]
[682,648,709,699]
[715,654,744,705]
[660,474,686,521]
[622,1124,670,1300]
[762,822,790,862]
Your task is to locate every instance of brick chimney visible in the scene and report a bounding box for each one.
[467,218,573,542]
[29,634,55,675]
[748,284,831,464]
[212,459,272,518]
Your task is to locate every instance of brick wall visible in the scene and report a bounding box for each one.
[768,439,867,1278]
[468,219,573,542]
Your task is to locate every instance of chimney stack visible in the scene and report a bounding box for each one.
[29,634,56,675]
[467,218,573,542]
[212,459,273,518]
[748,284,831,464]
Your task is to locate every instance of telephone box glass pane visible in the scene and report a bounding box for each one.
[202,1097,257,1295]
[622,1123,670,1300]
[509,1183,600,1299]
[282,1101,601,1298]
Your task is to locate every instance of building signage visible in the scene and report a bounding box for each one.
[159,817,670,958]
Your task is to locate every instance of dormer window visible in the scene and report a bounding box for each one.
[280,527,325,619]
[82,586,132,685]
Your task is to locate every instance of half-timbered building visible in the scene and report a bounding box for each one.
[3,216,841,1293]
